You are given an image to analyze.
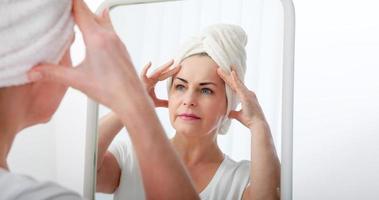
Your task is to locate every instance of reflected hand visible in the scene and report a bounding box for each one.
[27,0,140,114]
[140,60,180,107]
[217,66,267,130]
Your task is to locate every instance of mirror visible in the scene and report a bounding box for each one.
[95,0,285,199]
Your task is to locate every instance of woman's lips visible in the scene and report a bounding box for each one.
[178,113,201,121]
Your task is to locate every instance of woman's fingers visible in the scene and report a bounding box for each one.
[148,88,168,107]
[96,8,114,31]
[72,0,98,36]
[140,60,178,107]
[228,110,240,120]
[228,110,248,126]
[230,70,248,97]
[230,69,249,94]
[217,65,249,99]
[28,63,82,89]
[140,62,152,79]
[141,60,175,80]
[158,65,181,81]
[217,68,237,91]
[150,59,175,79]
[155,99,169,108]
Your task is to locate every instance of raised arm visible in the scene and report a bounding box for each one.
[247,120,280,200]
[218,68,280,200]
[97,60,181,193]
[28,0,199,199]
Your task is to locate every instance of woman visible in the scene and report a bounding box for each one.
[0,0,198,199]
[97,24,280,199]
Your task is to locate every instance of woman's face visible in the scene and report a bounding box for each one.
[168,55,227,137]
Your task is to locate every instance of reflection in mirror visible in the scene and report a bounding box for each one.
[95,0,284,199]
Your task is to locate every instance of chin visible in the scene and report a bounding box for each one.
[27,107,56,127]
[38,110,56,124]
[29,96,66,126]
[174,124,215,138]
[174,124,199,136]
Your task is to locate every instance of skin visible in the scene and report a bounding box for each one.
[218,67,281,200]
[97,55,280,199]
[1,0,199,199]
[0,51,71,171]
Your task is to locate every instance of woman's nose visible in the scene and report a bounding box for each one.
[182,91,197,107]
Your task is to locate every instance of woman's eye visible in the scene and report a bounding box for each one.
[201,88,213,95]
[175,84,185,91]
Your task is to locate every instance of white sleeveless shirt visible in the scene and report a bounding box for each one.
[109,137,251,200]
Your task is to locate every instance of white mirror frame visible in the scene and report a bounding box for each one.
[84,0,295,199]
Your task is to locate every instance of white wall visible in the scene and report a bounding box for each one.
[293,0,379,199]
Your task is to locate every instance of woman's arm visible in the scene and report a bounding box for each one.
[28,0,199,199]
[97,60,181,193]
[217,68,280,200]
[244,121,280,200]
[96,112,123,193]
[96,59,181,193]
[114,80,199,200]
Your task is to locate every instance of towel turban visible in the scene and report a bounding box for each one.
[0,0,74,88]
[168,24,248,135]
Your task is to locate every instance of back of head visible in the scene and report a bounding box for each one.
[167,24,248,135]
[0,0,74,88]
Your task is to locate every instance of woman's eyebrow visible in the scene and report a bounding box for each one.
[199,82,217,86]
[176,77,188,83]
[176,77,217,86]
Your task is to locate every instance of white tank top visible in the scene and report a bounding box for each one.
[109,137,251,200]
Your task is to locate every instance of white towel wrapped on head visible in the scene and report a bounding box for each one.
[168,24,248,135]
[0,0,74,88]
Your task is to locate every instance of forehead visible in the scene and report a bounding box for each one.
[175,55,222,83]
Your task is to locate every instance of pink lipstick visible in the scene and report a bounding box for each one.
[178,113,201,121]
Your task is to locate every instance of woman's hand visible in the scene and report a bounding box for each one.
[219,67,280,199]
[140,60,180,107]
[27,0,142,114]
[217,66,267,130]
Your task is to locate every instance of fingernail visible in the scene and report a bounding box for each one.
[28,72,42,82]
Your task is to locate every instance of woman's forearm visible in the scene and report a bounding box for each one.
[114,83,199,200]
[97,112,123,170]
[249,121,280,199]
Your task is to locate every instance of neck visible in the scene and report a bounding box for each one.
[0,87,27,171]
[0,124,18,171]
[171,131,224,166]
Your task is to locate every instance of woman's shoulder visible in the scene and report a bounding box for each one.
[200,156,250,199]
[221,155,251,184]
[0,169,81,199]
[217,155,250,185]
[223,155,250,172]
